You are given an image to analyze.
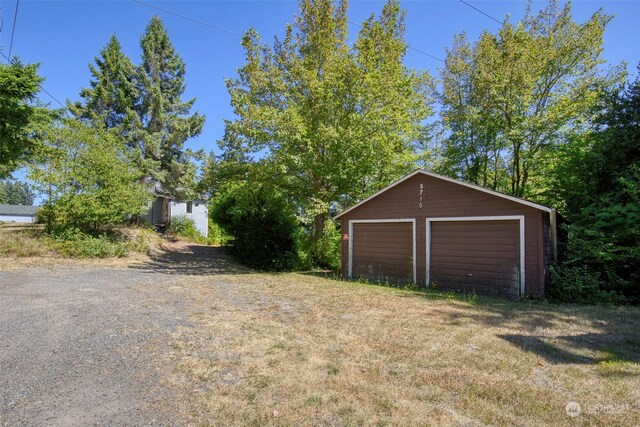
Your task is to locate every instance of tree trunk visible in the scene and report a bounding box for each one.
[311,213,326,243]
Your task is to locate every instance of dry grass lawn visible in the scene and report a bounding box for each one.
[162,273,640,426]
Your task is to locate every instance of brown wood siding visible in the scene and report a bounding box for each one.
[352,222,413,284]
[339,173,549,297]
[430,221,520,298]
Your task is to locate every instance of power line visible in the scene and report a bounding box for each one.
[458,0,502,25]
[347,20,444,63]
[133,0,244,38]
[8,0,19,60]
[0,50,65,107]
[133,0,444,63]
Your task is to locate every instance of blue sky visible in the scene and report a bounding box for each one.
[2,0,638,160]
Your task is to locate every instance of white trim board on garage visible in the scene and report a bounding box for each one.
[334,170,551,220]
[348,219,417,284]
[425,215,525,296]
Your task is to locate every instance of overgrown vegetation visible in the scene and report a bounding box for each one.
[0,224,158,258]
[211,182,302,270]
[32,119,151,234]
[167,215,204,242]
[208,0,433,267]
[207,218,231,246]
[22,16,206,256]
[547,70,640,304]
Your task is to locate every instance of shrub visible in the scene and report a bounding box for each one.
[548,264,620,305]
[207,218,231,246]
[312,218,341,270]
[168,215,204,242]
[30,119,150,234]
[47,226,156,258]
[211,182,300,270]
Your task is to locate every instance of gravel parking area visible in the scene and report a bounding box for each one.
[0,243,237,427]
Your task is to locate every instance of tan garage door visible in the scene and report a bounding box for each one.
[352,222,414,284]
[429,220,520,297]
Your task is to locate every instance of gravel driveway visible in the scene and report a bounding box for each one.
[0,244,240,426]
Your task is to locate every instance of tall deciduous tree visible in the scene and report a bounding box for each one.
[438,0,624,197]
[225,0,432,239]
[69,35,138,131]
[132,16,205,199]
[0,60,52,178]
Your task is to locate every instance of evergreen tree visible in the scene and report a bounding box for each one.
[69,35,138,131]
[132,16,205,199]
[0,60,52,178]
[0,180,34,205]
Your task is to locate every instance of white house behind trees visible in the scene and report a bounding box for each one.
[143,197,208,238]
[0,205,39,223]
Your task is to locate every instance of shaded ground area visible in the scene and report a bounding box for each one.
[131,238,251,276]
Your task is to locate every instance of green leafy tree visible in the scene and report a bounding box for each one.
[549,67,640,303]
[197,127,254,198]
[211,181,301,270]
[0,60,52,178]
[224,0,432,242]
[0,180,34,205]
[69,35,138,131]
[30,118,151,233]
[130,16,205,199]
[438,0,624,197]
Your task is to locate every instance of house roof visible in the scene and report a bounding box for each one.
[334,169,552,220]
[0,204,39,216]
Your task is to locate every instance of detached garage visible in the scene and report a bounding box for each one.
[335,170,557,298]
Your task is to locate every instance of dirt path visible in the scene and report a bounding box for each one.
[0,240,240,427]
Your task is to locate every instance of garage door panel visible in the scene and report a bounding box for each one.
[430,238,518,248]
[430,220,520,297]
[352,222,413,284]
[432,250,519,260]
[433,229,519,238]
[432,261,520,275]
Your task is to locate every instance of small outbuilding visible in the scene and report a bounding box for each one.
[0,204,39,223]
[143,197,209,238]
[334,170,558,298]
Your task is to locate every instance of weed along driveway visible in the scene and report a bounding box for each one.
[1,242,639,426]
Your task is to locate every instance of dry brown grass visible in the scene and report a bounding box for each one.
[162,273,640,426]
[0,223,165,270]
[0,223,51,258]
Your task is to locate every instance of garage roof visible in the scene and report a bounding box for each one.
[334,169,552,219]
